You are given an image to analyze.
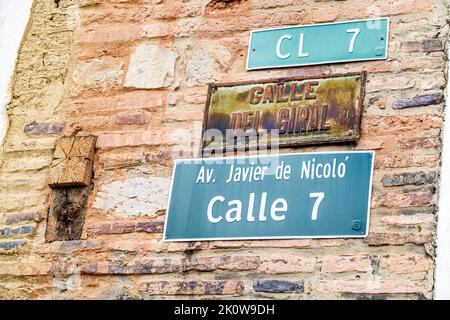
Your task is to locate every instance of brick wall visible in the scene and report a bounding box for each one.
[0,0,448,299]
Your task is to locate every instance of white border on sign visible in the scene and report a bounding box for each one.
[245,18,390,71]
[162,150,375,242]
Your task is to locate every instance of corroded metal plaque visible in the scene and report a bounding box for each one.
[202,72,366,153]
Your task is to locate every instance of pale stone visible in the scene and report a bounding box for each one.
[4,137,56,153]
[66,5,81,30]
[2,155,51,172]
[316,279,427,294]
[380,214,435,226]
[380,254,431,274]
[42,81,64,112]
[142,23,172,38]
[366,75,415,93]
[72,57,123,88]
[79,0,100,7]
[321,255,372,273]
[251,0,297,9]
[420,72,446,91]
[259,254,315,274]
[93,177,171,217]
[186,42,231,87]
[124,43,177,89]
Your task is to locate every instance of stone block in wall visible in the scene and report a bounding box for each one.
[124,43,177,89]
[93,176,170,217]
[0,240,27,253]
[186,42,231,87]
[48,135,97,188]
[392,93,444,109]
[382,171,437,187]
[253,280,305,293]
[24,122,65,135]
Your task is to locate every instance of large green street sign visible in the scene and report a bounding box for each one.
[247,18,389,70]
[164,151,374,241]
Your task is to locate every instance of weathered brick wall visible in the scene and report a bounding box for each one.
[0,0,448,299]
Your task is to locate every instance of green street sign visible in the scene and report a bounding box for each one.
[247,18,389,70]
[164,151,374,241]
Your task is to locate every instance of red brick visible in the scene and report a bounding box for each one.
[90,255,260,275]
[115,113,149,125]
[0,240,27,253]
[37,238,209,255]
[380,214,435,227]
[402,39,444,52]
[321,255,371,273]
[316,279,427,294]
[198,11,309,34]
[81,3,155,24]
[154,2,202,19]
[100,151,145,170]
[398,57,444,71]
[375,154,440,170]
[251,0,301,9]
[86,221,164,236]
[24,122,65,135]
[3,212,39,225]
[163,105,204,122]
[260,254,315,274]
[366,75,415,93]
[286,66,331,78]
[77,24,143,43]
[103,239,208,254]
[362,115,442,136]
[191,256,260,272]
[380,254,432,274]
[356,138,383,151]
[364,232,433,246]
[96,132,165,149]
[398,136,441,149]
[384,0,433,15]
[142,23,173,38]
[145,150,190,164]
[139,280,245,295]
[183,91,207,104]
[372,192,434,208]
[0,262,52,276]
[336,0,433,20]
[316,239,346,247]
[312,7,338,22]
[211,239,311,249]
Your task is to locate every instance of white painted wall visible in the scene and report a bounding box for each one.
[0,0,33,154]
[435,39,450,300]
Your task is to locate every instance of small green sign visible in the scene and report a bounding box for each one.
[247,18,389,70]
[164,151,374,241]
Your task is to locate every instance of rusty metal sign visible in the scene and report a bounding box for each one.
[201,72,366,154]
